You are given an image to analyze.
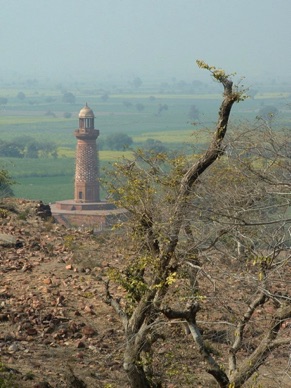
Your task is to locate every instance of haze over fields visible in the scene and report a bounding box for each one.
[1,0,291,84]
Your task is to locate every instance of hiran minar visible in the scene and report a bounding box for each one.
[74,103,100,203]
[51,103,126,229]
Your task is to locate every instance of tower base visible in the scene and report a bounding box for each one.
[51,200,127,232]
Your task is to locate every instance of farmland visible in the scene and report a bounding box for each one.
[1,80,290,203]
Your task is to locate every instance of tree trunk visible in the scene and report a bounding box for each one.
[123,346,152,388]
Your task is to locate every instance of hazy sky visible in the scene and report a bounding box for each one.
[1,0,291,83]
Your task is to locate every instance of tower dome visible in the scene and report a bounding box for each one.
[78,103,95,132]
[79,103,94,118]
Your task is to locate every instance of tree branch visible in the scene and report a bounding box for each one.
[163,68,241,265]
[104,281,128,329]
[161,303,230,387]
[229,290,267,374]
[230,303,291,387]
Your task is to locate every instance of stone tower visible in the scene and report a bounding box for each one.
[74,104,100,202]
[51,104,127,229]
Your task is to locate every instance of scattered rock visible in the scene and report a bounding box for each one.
[82,325,96,337]
[0,313,9,322]
[76,341,86,348]
[8,343,19,352]
[83,305,93,314]
[35,201,52,220]
[43,278,52,285]
[0,233,23,248]
[26,328,38,336]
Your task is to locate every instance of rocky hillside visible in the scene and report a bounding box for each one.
[0,198,127,387]
[0,198,290,388]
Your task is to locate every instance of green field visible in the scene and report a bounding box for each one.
[1,82,290,203]
[14,176,74,203]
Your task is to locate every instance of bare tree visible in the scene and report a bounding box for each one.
[103,62,290,387]
[107,61,248,388]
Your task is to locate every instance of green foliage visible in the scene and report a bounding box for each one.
[106,133,133,151]
[17,208,30,221]
[105,150,192,215]
[0,137,58,159]
[108,264,149,308]
[0,169,15,198]
[63,92,76,104]
[64,234,77,250]
[196,60,248,101]
[103,150,197,307]
[142,139,167,155]
[0,209,9,218]
[196,60,233,83]
[0,141,22,158]
[0,359,16,387]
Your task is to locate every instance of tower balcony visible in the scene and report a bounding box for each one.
[74,129,99,140]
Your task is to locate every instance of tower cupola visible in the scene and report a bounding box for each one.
[78,103,95,132]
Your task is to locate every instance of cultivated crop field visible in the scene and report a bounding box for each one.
[1,80,290,203]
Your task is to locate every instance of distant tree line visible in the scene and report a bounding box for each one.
[100,133,169,155]
[62,92,76,104]
[102,133,133,151]
[0,136,58,159]
[142,138,167,154]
